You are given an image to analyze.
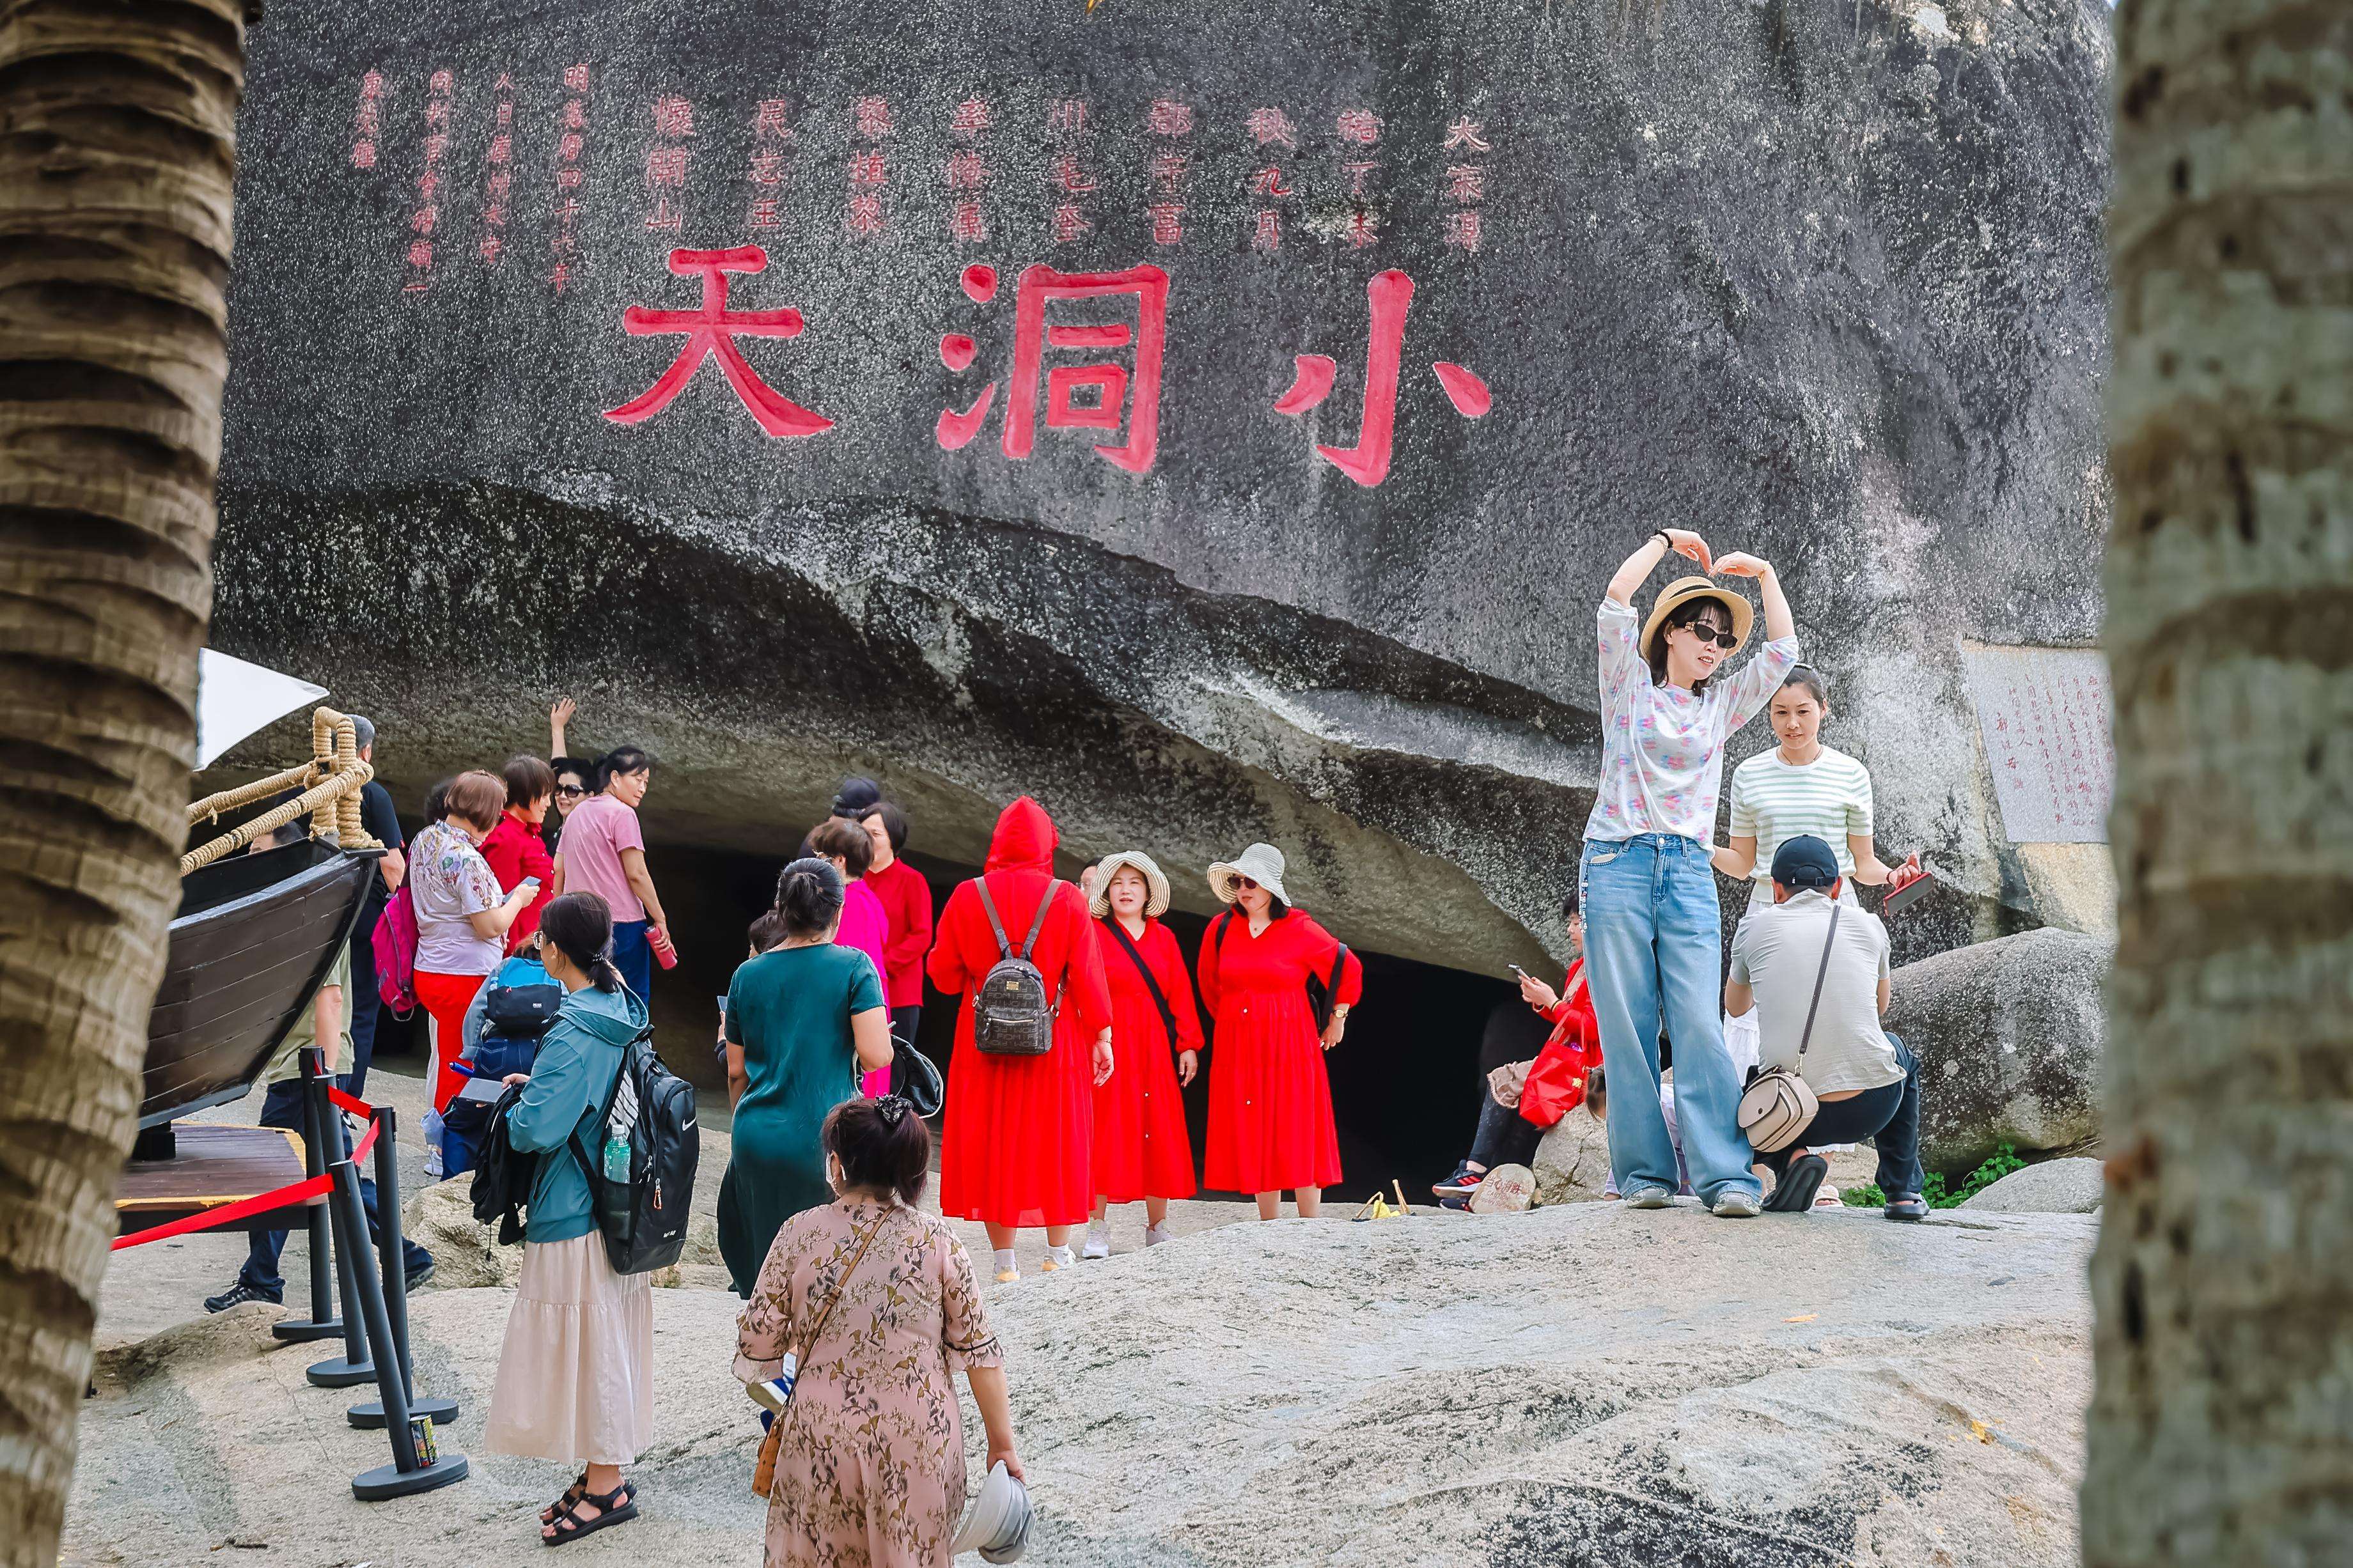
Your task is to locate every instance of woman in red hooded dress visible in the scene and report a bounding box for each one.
[1081,850,1201,1259]
[928,797,1113,1282]
[1199,842,1364,1220]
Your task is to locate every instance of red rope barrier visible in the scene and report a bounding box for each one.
[113,1105,386,1252]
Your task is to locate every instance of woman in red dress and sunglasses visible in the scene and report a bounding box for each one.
[1198,843,1363,1220]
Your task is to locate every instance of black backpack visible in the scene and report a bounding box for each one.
[568,1027,700,1275]
[971,877,1061,1055]
[483,976,563,1038]
[468,1083,532,1246]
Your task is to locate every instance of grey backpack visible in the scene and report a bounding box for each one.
[971,877,1061,1055]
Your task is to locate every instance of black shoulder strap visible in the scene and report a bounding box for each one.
[1105,919,1180,1050]
[973,876,1014,960]
[1018,879,1060,960]
[1212,908,1233,955]
[1795,901,1843,1064]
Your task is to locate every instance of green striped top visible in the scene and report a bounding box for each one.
[1726,744,1874,891]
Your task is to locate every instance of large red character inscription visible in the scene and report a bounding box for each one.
[1273,268,1490,487]
[936,263,1168,475]
[604,246,833,438]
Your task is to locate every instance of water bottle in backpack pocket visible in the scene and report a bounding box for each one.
[571,1027,700,1275]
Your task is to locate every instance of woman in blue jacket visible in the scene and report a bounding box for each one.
[482,893,652,1546]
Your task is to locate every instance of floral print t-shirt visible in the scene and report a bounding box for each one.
[1583,596,1799,845]
[410,819,506,975]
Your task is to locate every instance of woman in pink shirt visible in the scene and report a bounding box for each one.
[549,747,670,1001]
[809,818,891,1095]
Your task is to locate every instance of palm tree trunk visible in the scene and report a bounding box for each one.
[2086,1,2353,1564]
[0,3,242,1561]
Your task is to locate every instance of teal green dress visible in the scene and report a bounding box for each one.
[719,943,887,1295]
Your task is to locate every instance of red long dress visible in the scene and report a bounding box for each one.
[1199,908,1364,1194]
[1093,916,1202,1202]
[928,798,1113,1229]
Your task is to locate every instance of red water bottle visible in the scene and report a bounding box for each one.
[650,926,679,970]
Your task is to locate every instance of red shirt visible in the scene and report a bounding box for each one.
[864,856,934,1009]
[1540,959,1599,1061]
[478,810,554,954]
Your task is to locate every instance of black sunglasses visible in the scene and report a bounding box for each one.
[1678,623,1739,649]
[1233,876,1260,890]
[556,784,586,798]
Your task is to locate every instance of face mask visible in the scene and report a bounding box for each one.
[826,1154,846,1193]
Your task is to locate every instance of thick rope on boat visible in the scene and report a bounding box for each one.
[181,708,382,873]
[188,763,320,827]
[179,759,377,874]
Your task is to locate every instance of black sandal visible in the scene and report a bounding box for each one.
[543,1481,637,1546]
[540,1471,588,1525]
[1764,1154,1829,1213]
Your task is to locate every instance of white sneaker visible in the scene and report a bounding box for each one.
[992,1248,1019,1284]
[1623,1185,1675,1209]
[1039,1245,1076,1273]
[1712,1192,1762,1219]
[1145,1223,1172,1247]
[1081,1227,1110,1261]
[422,1142,444,1179]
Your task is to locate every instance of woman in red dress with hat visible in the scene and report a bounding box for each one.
[928,797,1114,1283]
[1199,842,1364,1220]
[1081,851,1201,1259]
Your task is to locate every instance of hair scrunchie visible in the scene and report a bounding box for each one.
[873,1094,911,1129]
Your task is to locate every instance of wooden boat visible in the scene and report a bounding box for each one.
[141,835,382,1128]
[138,706,386,1132]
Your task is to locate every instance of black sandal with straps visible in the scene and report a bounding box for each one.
[542,1480,637,1547]
[540,1471,588,1525]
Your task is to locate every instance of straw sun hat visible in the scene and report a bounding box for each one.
[1207,842,1288,906]
[1639,577,1755,664]
[1087,850,1171,919]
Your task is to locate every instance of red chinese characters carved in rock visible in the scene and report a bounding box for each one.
[936,263,1168,476]
[1272,268,1492,488]
[604,246,834,439]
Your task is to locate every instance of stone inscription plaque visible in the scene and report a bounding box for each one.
[1959,646,2113,844]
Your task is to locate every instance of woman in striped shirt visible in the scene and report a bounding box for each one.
[1712,667,1899,912]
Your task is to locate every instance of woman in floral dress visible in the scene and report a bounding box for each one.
[736,1096,1022,1567]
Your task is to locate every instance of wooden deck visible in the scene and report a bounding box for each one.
[116,1123,315,1240]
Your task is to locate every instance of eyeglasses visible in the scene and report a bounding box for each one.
[1679,624,1739,649]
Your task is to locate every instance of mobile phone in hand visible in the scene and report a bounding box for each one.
[519,876,542,894]
[1508,963,1529,979]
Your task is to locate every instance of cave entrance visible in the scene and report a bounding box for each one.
[381,840,1528,1205]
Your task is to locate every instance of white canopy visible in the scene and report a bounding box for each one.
[194,649,328,770]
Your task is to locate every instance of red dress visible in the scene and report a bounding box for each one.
[477,810,553,954]
[1199,908,1364,1194]
[928,798,1113,1228]
[1093,916,1202,1202]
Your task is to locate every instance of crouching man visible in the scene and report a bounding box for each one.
[1724,835,1928,1221]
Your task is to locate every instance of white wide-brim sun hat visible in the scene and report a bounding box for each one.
[1207,842,1288,906]
[951,1461,1032,1562]
[1087,850,1171,919]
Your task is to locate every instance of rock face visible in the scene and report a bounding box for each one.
[1887,927,2109,1176]
[1963,1155,2105,1213]
[209,0,2113,972]
[68,1203,2095,1567]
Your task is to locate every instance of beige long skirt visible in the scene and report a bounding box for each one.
[483,1232,654,1466]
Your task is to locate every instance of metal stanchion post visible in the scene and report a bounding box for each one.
[306,1072,375,1388]
[270,1047,343,1344]
[332,1157,467,1499]
[350,1104,457,1429]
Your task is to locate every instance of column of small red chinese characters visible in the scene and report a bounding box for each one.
[406,69,455,293]
[548,64,592,293]
[1442,113,1490,254]
[478,74,515,265]
[645,94,692,233]
[947,95,990,244]
[352,70,383,169]
[1244,107,1298,252]
[1045,98,1095,244]
[1334,108,1382,249]
[847,95,891,238]
[747,96,792,232]
[1145,97,1192,245]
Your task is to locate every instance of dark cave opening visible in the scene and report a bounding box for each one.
[380,838,1527,1204]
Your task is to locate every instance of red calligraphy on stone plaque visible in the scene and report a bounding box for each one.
[1442,113,1491,254]
[406,69,455,292]
[1143,98,1192,246]
[1046,98,1096,245]
[352,70,383,169]
[935,263,1168,476]
[643,95,693,233]
[475,74,515,265]
[746,98,793,231]
[847,98,891,238]
[1246,105,1301,253]
[1272,270,1492,487]
[604,245,834,439]
[945,97,991,244]
[548,64,591,292]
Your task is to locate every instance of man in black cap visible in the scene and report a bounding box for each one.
[1723,834,1928,1220]
[345,714,405,1098]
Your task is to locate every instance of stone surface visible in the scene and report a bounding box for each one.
[1962,1156,2104,1213]
[209,0,2114,973]
[1886,927,2109,1177]
[66,1202,2095,1567]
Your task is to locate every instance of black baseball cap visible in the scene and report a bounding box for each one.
[1771,835,1841,890]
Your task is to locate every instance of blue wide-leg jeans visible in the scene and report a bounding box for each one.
[1580,834,1760,1206]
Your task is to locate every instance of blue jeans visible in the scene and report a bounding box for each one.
[239,1079,432,1298]
[1580,835,1760,1206]
[1755,1033,1927,1200]
[611,918,653,1003]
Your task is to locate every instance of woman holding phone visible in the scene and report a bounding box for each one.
[1581,528,1799,1218]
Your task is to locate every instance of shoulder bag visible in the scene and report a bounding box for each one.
[752,1211,891,1497]
[1735,900,1840,1154]
[1103,918,1182,1052]
[1211,910,1351,1032]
